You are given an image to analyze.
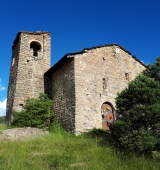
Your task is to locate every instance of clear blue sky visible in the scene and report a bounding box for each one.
[0,0,160,116]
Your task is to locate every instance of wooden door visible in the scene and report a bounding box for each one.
[101,103,113,130]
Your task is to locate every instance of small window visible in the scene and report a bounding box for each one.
[115,47,120,53]
[12,58,15,66]
[19,104,24,109]
[30,41,41,57]
[103,78,107,89]
[125,73,129,81]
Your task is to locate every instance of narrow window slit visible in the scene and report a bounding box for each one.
[125,73,129,81]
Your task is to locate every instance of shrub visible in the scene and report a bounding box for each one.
[143,56,160,84]
[11,93,54,128]
[48,120,67,135]
[0,116,5,124]
[111,74,160,155]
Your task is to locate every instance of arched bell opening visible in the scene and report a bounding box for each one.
[30,41,41,57]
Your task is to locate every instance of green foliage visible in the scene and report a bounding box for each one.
[0,125,160,170]
[11,93,54,128]
[48,120,68,135]
[0,116,5,124]
[111,74,160,155]
[0,123,7,131]
[0,128,160,170]
[143,56,160,83]
[83,128,109,138]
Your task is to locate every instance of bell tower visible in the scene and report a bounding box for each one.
[6,31,51,123]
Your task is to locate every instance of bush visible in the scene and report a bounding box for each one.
[0,116,5,124]
[48,120,67,135]
[143,56,160,83]
[11,93,54,128]
[111,74,160,155]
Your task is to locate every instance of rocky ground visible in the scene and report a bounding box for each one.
[0,127,49,140]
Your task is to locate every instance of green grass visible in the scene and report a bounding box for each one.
[0,123,7,132]
[0,125,159,170]
[0,116,7,132]
[0,116,5,124]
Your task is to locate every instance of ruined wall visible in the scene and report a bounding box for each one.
[51,59,75,133]
[74,45,145,134]
[6,32,51,122]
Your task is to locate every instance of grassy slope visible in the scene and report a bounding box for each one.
[0,125,159,170]
[0,116,5,124]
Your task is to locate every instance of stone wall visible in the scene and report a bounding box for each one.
[51,59,75,133]
[74,45,145,134]
[44,75,52,99]
[6,32,51,123]
[6,40,20,122]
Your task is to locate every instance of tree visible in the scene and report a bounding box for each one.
[11,93,54,128]
[111,74,160,155]
[143,56,160,83]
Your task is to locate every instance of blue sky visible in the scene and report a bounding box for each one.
[0,0,160,116]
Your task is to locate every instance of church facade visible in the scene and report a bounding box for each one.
[6,31,145,134]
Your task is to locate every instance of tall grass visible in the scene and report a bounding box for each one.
[0,116,7,132]
[0,125,159,170]
[0,116,5,124]
[0,123,7,131]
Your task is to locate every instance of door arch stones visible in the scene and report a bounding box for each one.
[101,102,114,130]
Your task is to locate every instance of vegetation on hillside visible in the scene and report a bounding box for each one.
[0,116,5,124]
[111,57,160,155]
[143,56,160,83]
[11,93,54,128]
[0,125,159,170]
[111,74,160,155]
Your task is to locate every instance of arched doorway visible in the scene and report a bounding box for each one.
[101,102,114,130]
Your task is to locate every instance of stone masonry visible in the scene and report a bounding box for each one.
[6,31,51,123]
[7,31,145,135]
[45,44,145,135]
[73,45,145,134]
[51,59,75,133]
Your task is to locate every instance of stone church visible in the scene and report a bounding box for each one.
[6,31,145,135]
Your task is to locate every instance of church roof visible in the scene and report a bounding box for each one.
[45,44,146,77]
[12,31,50,49]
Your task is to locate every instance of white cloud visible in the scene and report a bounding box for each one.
[0,78,5,91]
[0,85,6,91]
[0,99,7,116]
